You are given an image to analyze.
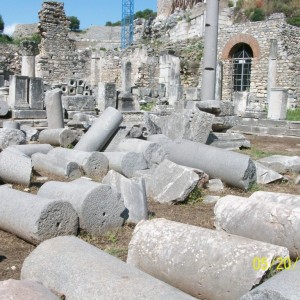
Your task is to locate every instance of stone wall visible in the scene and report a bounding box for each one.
[35,1,90,84]
[157,0,173,18]
[218,15,300,104]
[0,44,21,76]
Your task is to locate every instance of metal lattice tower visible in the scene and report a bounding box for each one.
[121,0,134,49]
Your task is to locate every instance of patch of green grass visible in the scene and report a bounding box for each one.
[105,231,118,244]
[185,186,203,205]
[248,182,261,192]
[287,108,300,121]
[140,102,156,112]
[105,247,128,258]
[239,147,274,160]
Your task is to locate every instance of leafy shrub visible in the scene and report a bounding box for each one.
[68,16,80,31]
[250,8,265,21]
[287,16,300,27]
[228,0,234,8]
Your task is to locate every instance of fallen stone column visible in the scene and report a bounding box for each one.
[0,187,78,245]
[3,120,20,130]
[0,280,59,300]
[37,178,126,235]
[249,191,300,206]
[0,148,32,186]
[127,219,289,300]
[48,148,109,181]
[240,268,300,300]
[103,170,148,223]
[32,153,82,180]
[11,144,53,157]
[214,195,300,258]
[39,128,77,148]
[102,152,148,178]
[21,236,195,300]
[45,89,64,129]
[152,137,256,190]
[115,139,167,168]
[0,128,26,150]
[0,99,9,116]
[74,107,123,152]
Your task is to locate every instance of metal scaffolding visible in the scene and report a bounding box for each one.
[121,0,134,49]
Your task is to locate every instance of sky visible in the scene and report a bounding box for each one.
[1,0,157,35]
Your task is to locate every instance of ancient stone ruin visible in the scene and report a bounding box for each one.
[0,0,300,299]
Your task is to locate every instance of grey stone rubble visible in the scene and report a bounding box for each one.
[258,155,300,174]
[0,186,78,245]
[254,161,283,184]
[3,120,20,129]
[206,178,224,192]
[115,139,167,168]
[206,132,251,150]
[32,153,82,180]
[148,135,256,190]
[203,195,220,205]
[45,89,64,129]
[39,128,77,148]
[20,125,39,141]
[21,236,196,300]
[102,152,148,178]
[103,170,148,224]
[214,195,300,259]
[0,148,32,186]
[0,99,9,116]
[240,269,300,300]
[48,148,109,181]
[11,144,53,157]
[127,218,289,300]
[0,128,26,150]
[0,279,59,300]
[37,178,126,235]
[75,107,123,152]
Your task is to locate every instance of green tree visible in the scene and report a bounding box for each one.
[68,16,80,31]
[134,9,157,20]
[0,15,4,33]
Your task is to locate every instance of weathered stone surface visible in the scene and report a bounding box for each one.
[240,268,300,300]
[254,161,283,184]
[62,95,95,111]
[39,128,77,148]
[103,170,148,223]
[249,191,300,206]
[29,77,44,110]
[197,100,234,116]
[203,195,220,204]
[38,178,126,235]
[21,236,195,300]
[0,99,9,116]
[258,155,300,174]
[20,125,39,141]
[207,179,224,192]
[3,120,20,130]
[97,82,117,111]
[45,88,64,129]
[0,128,26,150]
[212,116,238,132]
[115,139,167,168]
[48,148,109,181]
[102,152,148,178]
[0,186,78,245]
[149,159,199,203]
[12,110,47,119]
[206,132,251,150]
[214,195,300,258]
[11,144,53,157]
[145,109,214,143]
[0,279,59,300]
[75,107,123,152]
[127,218,289,300]
[32,153,82,180]
[0,148,32,186]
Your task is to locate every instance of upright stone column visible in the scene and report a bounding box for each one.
[201,0,220,101]
[121,61,132,92]
[90,52,100,86]
[215,60,223,101]
[97,82,117,111]
[20,41,39,78]
[267,88,288,120]
[267,39,278,104]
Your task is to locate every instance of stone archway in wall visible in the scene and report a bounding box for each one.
[220,34,260,101]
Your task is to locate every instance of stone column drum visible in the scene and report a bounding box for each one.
[45,89,65,129]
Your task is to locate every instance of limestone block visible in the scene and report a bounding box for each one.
[249,191,300,206]
[197,100,235,116]
[0,99,9,116]
[32,153,82,180]
[102,152,148,178]
[11,144,53,157]
[0,279,59,300]
[3,120,20,130]
[115,139,167,168]
[29,77,44,110]
[240,269,300,300]
[21,236,195,299]
[74,107,123,152]
[127,219,289,300]
[39,128,77,147]
[207,178,224,192]
[0,187,78,245]
[38,178,126,235]
[203,195,220,204]
[206,132,251,150]
[103,170,148,223]
[9,75,29,109]
[48,148,109,181]
[254,161,283,184]
[149,159,199,203]
[214,195,300,258]
[258,155,300,174]
[0,128,26,150]
[20,125,39,141]
[0,148,32,186]
[212,116,238,132]
[97,82,117,111]
[45,88,64,129]
[62,95,95,111]
[12,110,47,119]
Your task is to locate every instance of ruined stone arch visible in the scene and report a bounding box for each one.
[221,34,260,60]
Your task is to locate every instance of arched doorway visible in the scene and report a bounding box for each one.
[230,43,253,92]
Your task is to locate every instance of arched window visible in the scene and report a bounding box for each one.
[231,43,253,92]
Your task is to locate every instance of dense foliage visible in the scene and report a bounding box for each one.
[69,16,80,31]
